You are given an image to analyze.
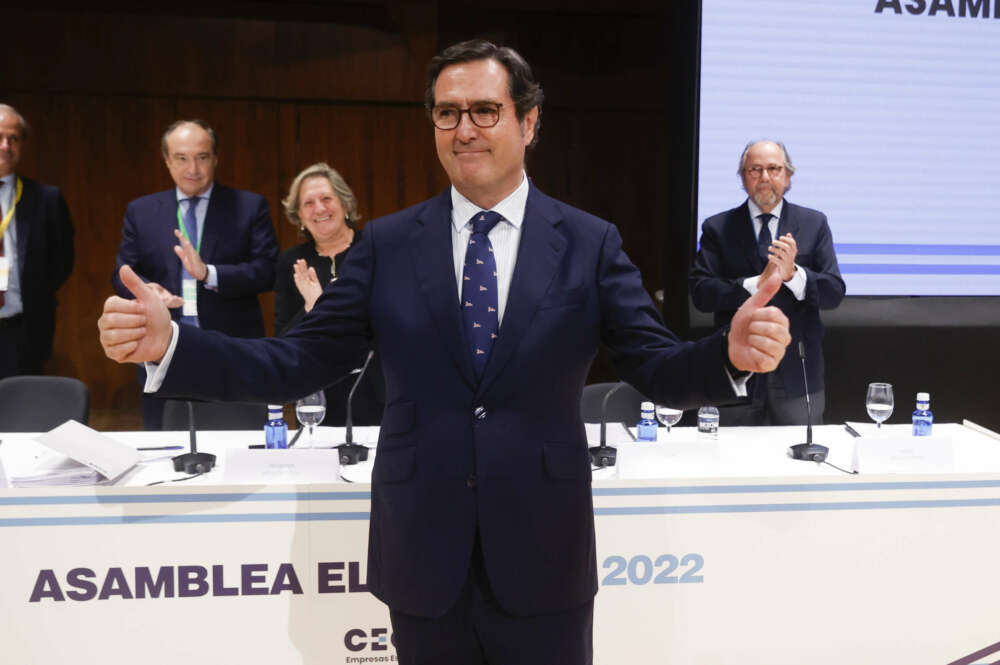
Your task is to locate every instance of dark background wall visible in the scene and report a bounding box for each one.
[4,3,995,429]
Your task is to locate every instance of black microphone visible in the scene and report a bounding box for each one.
[589,383,622,468]
[788,341,829,463]
[337,350,375,465]
[171,401,217,474]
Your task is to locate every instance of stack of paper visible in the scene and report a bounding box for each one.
[6,421,140,487]
[9,449,100,487]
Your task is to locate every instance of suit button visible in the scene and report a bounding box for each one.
[466,475,476,488]
[474,406,487,420]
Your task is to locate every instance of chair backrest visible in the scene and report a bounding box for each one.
[580,382,649,426]
[162,399,268,431]
[0,376,90,432]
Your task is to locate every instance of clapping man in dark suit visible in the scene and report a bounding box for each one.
[112,119,279,428]
[690,140,845,425]
[100,42,792,664]
[0,104,75,379]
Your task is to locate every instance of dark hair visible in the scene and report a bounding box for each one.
[160,119,218,157]
[425,39,544,148]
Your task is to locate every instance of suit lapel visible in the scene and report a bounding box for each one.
[477,185,566,397]
[776,199,799,240]
[14,177,33,267]
[409,190,476,390]
[199,184,226,262]
[734,201,764,273]
[157,190,183,293]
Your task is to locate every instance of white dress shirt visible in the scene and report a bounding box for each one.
[742,198,806,301]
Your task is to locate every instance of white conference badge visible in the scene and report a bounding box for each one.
[181,277,198,316]
[0,256,9,291]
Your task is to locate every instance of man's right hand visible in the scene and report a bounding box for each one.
[99,265,173,364]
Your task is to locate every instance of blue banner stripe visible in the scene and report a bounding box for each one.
[3,480,997,506]
[595,497,1000,516]
[593,479,1000,495]
[840,264,1000,275]
[0,511,371,527]
[836,244,1000,256]
[0,491,371,506]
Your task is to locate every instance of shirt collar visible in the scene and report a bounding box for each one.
[175,182,215,204]
[451,171,529,232]
[747,197,783,223]
[0,173,15,189]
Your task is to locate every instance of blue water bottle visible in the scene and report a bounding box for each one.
[637,401,658,442]
[265,404,288,449]
[912,392,933,436]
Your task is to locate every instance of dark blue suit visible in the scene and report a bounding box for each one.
[157,184,735,619]
[690,200,844,405]
[112,184,278,337]
[1,176,74,376]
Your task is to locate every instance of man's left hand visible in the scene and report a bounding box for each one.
[728,273,791,372]
[173,229,208,281]
[767,233,798,281]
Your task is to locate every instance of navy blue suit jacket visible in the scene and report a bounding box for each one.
[158,184,737,617]
[10,176,75,372]
[690,200,845,398]
[113,184,278,338]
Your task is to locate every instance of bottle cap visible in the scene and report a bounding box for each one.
[640,401,654,413]
[916,392,930,402]
[267,404,283,413]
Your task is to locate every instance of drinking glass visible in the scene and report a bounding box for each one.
[865,382,893,429]
[654,404,683,433]
[295,391,327,448]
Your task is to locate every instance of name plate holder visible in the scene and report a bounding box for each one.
[852,435,953,474]
[224,449,342,485]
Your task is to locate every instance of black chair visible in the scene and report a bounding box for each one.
[0,375,90,432]
[580,382,649,426]
[162,400,268,431]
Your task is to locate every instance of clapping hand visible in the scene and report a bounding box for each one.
[292,259,323,312]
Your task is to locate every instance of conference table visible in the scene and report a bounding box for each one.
[2,422,999,665]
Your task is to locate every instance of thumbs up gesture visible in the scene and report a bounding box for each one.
[98,266,174,364]
[728,273,791,373]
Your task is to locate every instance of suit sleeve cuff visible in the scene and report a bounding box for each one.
[143,321,180,393]
[785,265,807,300]
[204,264,219,291]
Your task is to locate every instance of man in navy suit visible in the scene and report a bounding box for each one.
[100,42,791,664]
[0,104,75,379]
[112,119,278,428]
[690,140,845,425]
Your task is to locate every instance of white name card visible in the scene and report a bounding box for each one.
[852,435,954,474]
[224,449,341,485]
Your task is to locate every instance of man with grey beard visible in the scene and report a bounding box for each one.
[690,140,845,425]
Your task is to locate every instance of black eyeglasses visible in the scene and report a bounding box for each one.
[430,102,503,130]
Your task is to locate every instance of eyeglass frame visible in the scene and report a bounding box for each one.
[429,102,504,130]
[743,165,785,179]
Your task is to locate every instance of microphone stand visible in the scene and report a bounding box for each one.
[171,401,217,474]
[589,383,622,468]
[788,342,829,463]
[337,351,374,465]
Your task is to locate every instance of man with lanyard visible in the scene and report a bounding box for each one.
[0,104,75,378]
[112,119,278,429]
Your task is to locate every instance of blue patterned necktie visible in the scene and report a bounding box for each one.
[180,197,200,326]
[461,211,502,379]
[757,213,773,264]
